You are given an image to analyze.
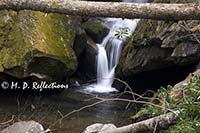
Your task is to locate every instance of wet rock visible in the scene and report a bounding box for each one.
[82,18,109,43]
[118,44,171,77]
[171,42,200,57]
[74,35,98,80]
[73,28,88,57]
[117,40,200,78]
[1,121,45,133]
[117,0,200,79]
[83,123,117,133]
[196,62,200,69]
[0,10,79,81]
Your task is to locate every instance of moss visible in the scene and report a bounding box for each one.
[130,20,174,45]
[0,11,32,71]
[0,10,78,79]
[82,20,106,34]
[126,0,200,47]
[30,12,73,56]
[0,64,3,71]
[27,11,77,70]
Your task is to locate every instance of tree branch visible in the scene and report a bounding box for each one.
[0,0,200,20]
[100,110,180,133]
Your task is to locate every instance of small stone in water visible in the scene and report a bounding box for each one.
[83,123,117,133]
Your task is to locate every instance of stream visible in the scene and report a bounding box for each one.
[0,88,138,132]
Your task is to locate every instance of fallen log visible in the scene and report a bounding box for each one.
[100,110,180,133]
[0,0,200,20]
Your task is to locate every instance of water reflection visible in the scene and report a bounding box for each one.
[0,88,136,133]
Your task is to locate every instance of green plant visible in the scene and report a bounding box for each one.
[134,74,200,133]
[114,27,130,40]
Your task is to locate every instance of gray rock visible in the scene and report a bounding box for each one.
[75,36,98,79]
[172,42,200,57]
[100,124,117,132]
[73,28,88,57]
[117,3,200,79]
[83,123,117,133]
[1,121,44,133]
[117,43,173,78]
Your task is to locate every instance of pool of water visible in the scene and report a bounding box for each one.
[0,87,138,133]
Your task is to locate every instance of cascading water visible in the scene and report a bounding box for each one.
[86,0,148,93]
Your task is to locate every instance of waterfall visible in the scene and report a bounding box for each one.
[85,0,148,93]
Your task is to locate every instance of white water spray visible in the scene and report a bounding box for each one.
[86,0,148,93]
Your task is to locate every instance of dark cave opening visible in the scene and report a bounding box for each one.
[116,63,198,94]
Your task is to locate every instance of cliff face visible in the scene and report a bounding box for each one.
[0,10,79,81]
[117,0,200,79]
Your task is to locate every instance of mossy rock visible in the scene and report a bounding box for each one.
[82,18,109,43]
[130,0,200,47]
[0,10,79,81]
[117,0,200,78]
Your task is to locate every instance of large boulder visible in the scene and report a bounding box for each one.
[0,10,79,81]
[117,0,200,79]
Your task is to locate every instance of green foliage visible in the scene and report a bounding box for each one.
[134,74,200,132]
[168,74,200,133]
[139,38,149,46]
[168,104,200,133]
[114,27,130,40]
[128,32,151,46]
[139,33,151,46]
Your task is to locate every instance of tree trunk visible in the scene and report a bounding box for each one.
[0,0,200,20]
[100,111,180,133]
